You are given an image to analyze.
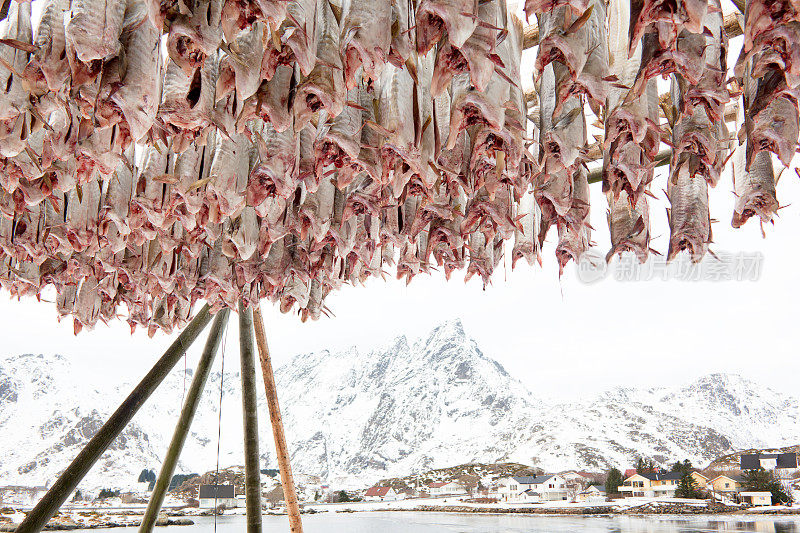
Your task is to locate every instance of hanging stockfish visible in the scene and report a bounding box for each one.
[731,67,780,231]
[415,0,478,54]
[165,0,223,75]
[534,0,595,270]
[159,53,220,153]
[603,0,658,262]
[430,0,504,97]
[665,3,727,261]
[261,0,317,79]
[294,0,344,129]
[735,0,800,171]
[0,0,795,331]
[340,0,392,88]
[0,1,31,160]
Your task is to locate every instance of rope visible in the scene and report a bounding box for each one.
[213,318,229,533]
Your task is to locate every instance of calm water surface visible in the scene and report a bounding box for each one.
[84,513,800,533]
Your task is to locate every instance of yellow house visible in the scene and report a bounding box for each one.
[708,475,744,495]
[691,472,709,489]
[619,472,682,498]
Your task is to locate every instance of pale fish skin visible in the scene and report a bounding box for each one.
[607,188,650,263]
[110,10,163,143]
[65,0,127,62]
[430,0,501,97]
[667,159,711,262]
[415,0,478,54]
[294,0,344,130]
[377,62,420,192]
[0,1,32,158]
[555,166,591,274]
[25,0,70,92]
[732,146,778,231]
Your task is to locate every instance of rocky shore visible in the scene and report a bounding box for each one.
[401,502,797,516]
[0,510,194,531]
[408,505,615,515]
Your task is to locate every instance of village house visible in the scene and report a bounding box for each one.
[364,486,401,502]
[0,486,48,506]
[496,474,569,503]
[741,453,798,479]
[427,481,467,497]
[691,471,710,490]
[708,474,744,500]
[198,484,236,509]
[576,485,606,503]
[619,472,682,498]
[739,491,772,506]
[560,471,591,499]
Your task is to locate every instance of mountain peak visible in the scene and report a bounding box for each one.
[422,319,465,344]
[436,318,465,335]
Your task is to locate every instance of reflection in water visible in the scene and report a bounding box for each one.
[81,513,800,533]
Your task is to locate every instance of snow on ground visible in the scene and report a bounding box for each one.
[303,496,714,512]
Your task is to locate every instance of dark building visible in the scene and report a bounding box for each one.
[740,453,798,470]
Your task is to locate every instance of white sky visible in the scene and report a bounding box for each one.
[2,10,798,401]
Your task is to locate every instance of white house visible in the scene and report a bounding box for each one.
[576,485,606,503]
[198,485,236,509]
[0,486,48,506]
[364,486,402,501]
[497,475,569,502]
[739,491,772,506]
[427,481,467,497]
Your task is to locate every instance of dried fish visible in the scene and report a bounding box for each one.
[294,0,344,130]
[340,0,392,88]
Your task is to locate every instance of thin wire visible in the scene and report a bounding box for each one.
[213,319,229,533]
[180,352,187,410]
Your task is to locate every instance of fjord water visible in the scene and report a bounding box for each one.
[84,514,800,533]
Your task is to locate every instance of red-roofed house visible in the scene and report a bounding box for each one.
[364,486,400,502]
[428,481,467,497]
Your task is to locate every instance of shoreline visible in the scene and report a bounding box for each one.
[340,504,800,517]
[3,502,799,531]
[0,519,194,531]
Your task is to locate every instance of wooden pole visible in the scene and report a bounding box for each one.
[252,305,303,533]
[587,148,671,183]
[138,308,230,533]
[15,305,214,533]
[239,303,263,533]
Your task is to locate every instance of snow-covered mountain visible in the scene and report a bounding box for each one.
[1,320,798,491]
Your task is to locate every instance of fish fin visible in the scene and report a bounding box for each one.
[0,38,35,53]
[404,58,418,84]
[345,101,367,111]
[565,5,593,35]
